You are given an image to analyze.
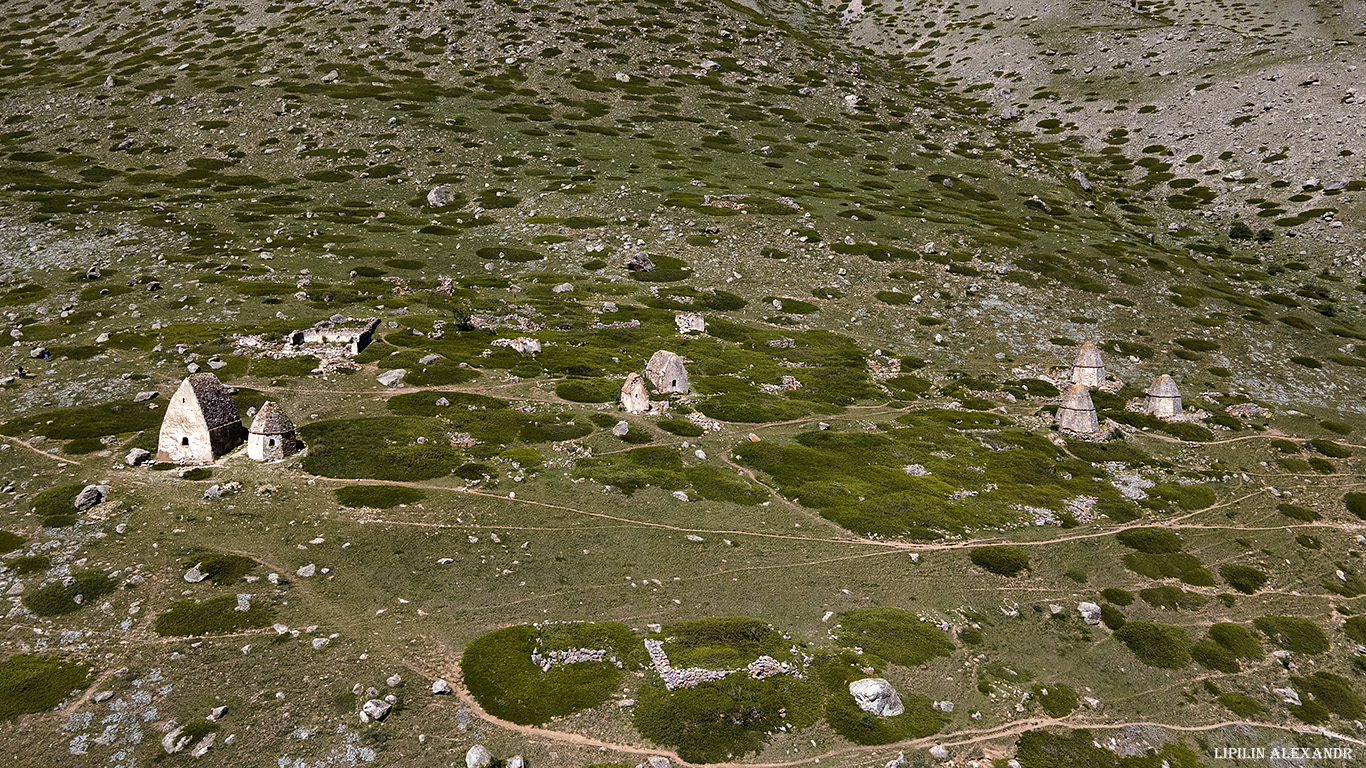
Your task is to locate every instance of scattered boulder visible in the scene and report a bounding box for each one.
[506,757,525,768]
[611,420,631,437]
[427,185,457,208]
[377,369,407,388]
[648,758,671,768]
[929,745,950,761]
[1078,602,1102,625]
[234,594,252,612]
[183,564,209,584]
[551,282,574,293]
[849,678,905,717]
[432,679,452,695]
[625,253,655,272]
[386,674,402,687]
[362,699,391,722]
[73,484,107,511]
[466,745,493,768]
[126,448,151,466]
[296,563,316,578]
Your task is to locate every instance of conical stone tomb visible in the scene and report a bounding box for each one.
[1071,340,1105,388]
[1058,382,1100,434]
[1145,374,1182,418]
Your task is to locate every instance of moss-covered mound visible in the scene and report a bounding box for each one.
[154,594,274,636]
[462,622,644,726]
[0,654,92,721]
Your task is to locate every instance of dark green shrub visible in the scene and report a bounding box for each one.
[1115,528,1182,554]
[0,399,162,441]
[0,531,24,555]
[1308,457,1337,474]
[0,654,91,720]
[556,379,621,403]
[181,467,212,481]
[1139,586,1207,611]
[335,485,426,509]
[1254,616,1329,654]
[1148,483,1215,510]
[1208,623,1263,659]
[1098,604,1125,630]
[2,556,48,575]
[300,417,457,480]
[1291,672,1362,719]
[635,673,821,762]
[969,546,1030,576]
[154,594,274,636]
[181,554,257,586]
[657,419,704,437]
[1217,692,1264,717]
[1275,503,1320,522]
[1320,420,1353,435]
[30,484,83,528]
[1032,683,1078,717]
[685,465,766,505]
[1271,439,1302,453]
[1114,622,1193,668]
[824,688,944,746]
[1344,616,1366,643]
[1157,422,1214,442]
[1311,439,1352,458]
[1219,564,1268,594]
[1015,729,1118,767]
[1191,640,1241,673]
[1100,588,1134,606]
[1345,492,1366,520]
[23,572,116,616]
[463,623,642,726]
[836,608,954,667]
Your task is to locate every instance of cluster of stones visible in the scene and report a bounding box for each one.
[1057,341,1184,435]
[643,639,801,691]
[528,647,622,672]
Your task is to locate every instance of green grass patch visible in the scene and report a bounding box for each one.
[22,571,116,616]
[1217,692,1265,717]
[30,484,83,527]
[0,654,91,721]
[1114,622,1193,668]
[1311,439,1352,458]
[2,556,48,575]
[1032,683,1078,717]
[180,553,257,586]
[153,594,274,636]
[657,419,704,437]
[1291,672,1362,719]
[1254,616,1329,654]
[836,608,955,667]
[556,378,622,403]
[1344,492,1366,520]
[335,485,426,509]
[970,546,1030,576]
[1219,564,1268,594]
[463,622,642,726]
[0,399,162,440]
[1116,527,1182,553]
[0,531,24,555]
[299,417,458,480]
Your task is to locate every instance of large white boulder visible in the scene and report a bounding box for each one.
[849,677,905,716]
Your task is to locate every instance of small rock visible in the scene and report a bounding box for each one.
[551,282,574,293]
[427,185,457,207]
[377,369,407,388]
[466,745,493,768]
[611,420,630,437]
[419,353,441,365]
[209,705,228,720]
[183,564,208,583]
[234,594,252,612]
[929,745,949,761]
[126,448,151,466]
[73,484,106,511]
[312,637,329,650]
[648,758,671,768]
[362,699,391,722]
[1078,602,1102,625]
[30,346,47,359]
[671,491,690,502]
[432,679,452,695]
[386,674,402,687]
[506,758,525,768]
[296,563,316,578]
